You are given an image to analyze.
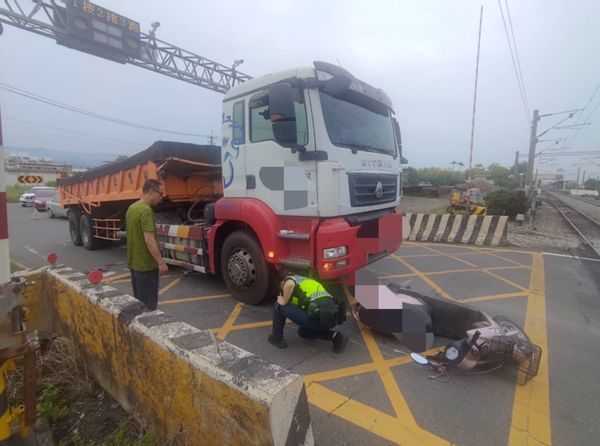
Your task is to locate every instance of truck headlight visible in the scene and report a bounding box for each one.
[323,246,347,259]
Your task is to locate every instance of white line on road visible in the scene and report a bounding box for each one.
[543,252,600,263]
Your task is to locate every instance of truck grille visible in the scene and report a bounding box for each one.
[348,173,398,207]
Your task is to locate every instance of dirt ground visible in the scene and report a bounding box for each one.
[399,195,583,253]
[507,202,582,251]
[400,195,449,214]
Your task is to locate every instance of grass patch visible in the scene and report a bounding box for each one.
[6,185,29,203]
[6,337,166,446]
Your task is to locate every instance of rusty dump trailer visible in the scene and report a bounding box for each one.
[59,141,222,255]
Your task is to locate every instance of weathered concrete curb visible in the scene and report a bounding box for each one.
[25,267,313,446]
[403,214,509,246]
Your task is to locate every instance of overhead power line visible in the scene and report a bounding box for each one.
[4,116,142,147]
[0,82,212,139]
[565,82,600,147]
[498,0,531,125]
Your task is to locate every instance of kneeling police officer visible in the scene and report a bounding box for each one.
[269,273,348,353]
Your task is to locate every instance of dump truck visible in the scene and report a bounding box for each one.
[59,61,404,304]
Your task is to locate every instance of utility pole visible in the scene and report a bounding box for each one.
[0,105,10,285]
[576,167,581,186]
[582,170,586,185]
[467,5,484,192]
[526,109,540,191]
[513,150,519,175]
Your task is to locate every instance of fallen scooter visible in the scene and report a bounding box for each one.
[351,280,542,384]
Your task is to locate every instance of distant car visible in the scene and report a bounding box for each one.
[32,188,57,212]
[19,186,55,207]
[46,193,68,218]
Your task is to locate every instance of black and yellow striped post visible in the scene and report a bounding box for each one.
[0,359,16,441]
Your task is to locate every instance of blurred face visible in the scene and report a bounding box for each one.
[148,186,164,206]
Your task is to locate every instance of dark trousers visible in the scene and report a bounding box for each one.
[130,269,159,311]
[272,303,336,341]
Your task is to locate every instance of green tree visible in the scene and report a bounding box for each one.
[416,167,465,187]
[584,178,598,191]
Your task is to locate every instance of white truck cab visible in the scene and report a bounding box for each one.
[221,61,402,218]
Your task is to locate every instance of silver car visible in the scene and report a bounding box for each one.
[46,193,69,218]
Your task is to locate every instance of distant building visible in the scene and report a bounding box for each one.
[3,154,73,186]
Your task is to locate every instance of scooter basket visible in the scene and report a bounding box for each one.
[516,344,542,385]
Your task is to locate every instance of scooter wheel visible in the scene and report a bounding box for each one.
[493,316,533,357]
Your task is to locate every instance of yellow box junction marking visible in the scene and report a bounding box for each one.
[189,244,550,446]
[509,253,552,446]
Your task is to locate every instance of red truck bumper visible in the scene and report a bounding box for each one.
[315,210,403,279]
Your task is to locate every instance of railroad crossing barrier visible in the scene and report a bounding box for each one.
[12,267,313,446]
[403,214,509,246]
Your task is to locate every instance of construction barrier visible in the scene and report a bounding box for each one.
[403,214,509,246]
[17,267,313,446]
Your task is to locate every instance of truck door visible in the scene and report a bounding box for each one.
[221,99,247,198]
[245,86,317,217]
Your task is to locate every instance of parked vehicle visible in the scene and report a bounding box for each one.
[46,193,68,218]
[32,188,57,212]
[59,62,404,304]
[19,186,55,207]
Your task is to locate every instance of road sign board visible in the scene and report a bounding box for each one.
[17,175,43,184]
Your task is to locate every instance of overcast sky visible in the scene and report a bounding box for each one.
[1,0,599,180]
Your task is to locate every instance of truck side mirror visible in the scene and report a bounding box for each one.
[268,83,297,147]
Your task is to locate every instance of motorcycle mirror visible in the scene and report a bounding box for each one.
[410,352,429,365]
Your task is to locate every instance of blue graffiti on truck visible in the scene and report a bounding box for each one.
[221,113,243,189]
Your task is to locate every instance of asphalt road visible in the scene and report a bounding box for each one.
[7,203,600,446]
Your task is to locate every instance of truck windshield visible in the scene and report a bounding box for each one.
[319,90,396,156]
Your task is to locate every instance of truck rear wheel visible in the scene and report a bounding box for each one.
[221,230,273,304]
[69,211,83,246]
[80,214,101,250]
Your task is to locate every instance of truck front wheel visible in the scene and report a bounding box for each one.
[221,230,273,304]
[69,211,83,246]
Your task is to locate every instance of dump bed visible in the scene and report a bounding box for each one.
[60,141,223,207]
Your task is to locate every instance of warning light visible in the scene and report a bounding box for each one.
[47,253,58,266]
[267,251,275,259]
[323,262,332,271]
[88,270,104,285]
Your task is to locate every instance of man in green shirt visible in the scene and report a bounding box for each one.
[126,179,168,310]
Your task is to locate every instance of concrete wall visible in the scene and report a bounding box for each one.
[20,268,313,446]
[403,214,509,246]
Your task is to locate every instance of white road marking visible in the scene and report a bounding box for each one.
[542,252,600,263]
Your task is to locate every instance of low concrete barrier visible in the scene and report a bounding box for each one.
[403,214,509,246]
[22,267,313,446]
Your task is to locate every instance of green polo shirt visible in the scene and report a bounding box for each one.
[126,200,158,272]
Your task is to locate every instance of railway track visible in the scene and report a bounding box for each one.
[544,191,600,257]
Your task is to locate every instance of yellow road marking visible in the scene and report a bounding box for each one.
[419,244,480,267]
[509,252,552,446]
[391,254,456,301]
[216,302,245,340]
[158,275,184,295]
[461,291,527,304]
[326,281,450,445]
[377,272,417,280]
[104,272,131,283]
[483,269,528,292]
[10,259,30,271]
[159,293,230,305]
[306,382,450,445]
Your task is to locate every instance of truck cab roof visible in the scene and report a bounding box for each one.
[224,66,315,102]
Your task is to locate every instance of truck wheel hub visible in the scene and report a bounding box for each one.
[228,248,256,288]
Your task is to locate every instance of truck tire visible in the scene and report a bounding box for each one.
[69,211,83,246]
[221,230,273,304]
[80,214,101,250]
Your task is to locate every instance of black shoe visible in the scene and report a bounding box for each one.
[268,335,287,349]
[332,332,348,353]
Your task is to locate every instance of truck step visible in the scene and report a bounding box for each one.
[279,257,312,268]
[277,230,310,240]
